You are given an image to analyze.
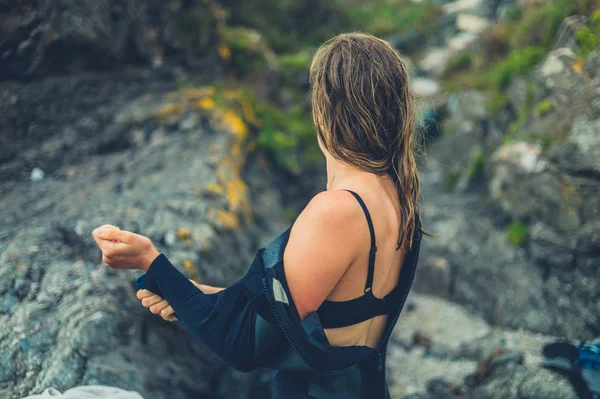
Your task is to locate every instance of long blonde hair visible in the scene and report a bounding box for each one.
[309,32,426,250]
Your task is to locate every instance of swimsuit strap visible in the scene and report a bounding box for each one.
[342,190,377,292]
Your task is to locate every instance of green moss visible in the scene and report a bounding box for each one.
[277,51,314,84]
[219,27,275,75]
[467,151,485,180]
[489,46,546,90]
[507,220,529,247]
[488,91,510,113]
[443,69,489,92]
[508,0,590,50]
[338,0,441,37]
[445,170,461,192]
[504,5,522,22]
[446,51,474,75]
[535,99,553,116]
[575,24,600,57]
[592,9,600,26]
[525,81,536,107]
[253,99,318,174]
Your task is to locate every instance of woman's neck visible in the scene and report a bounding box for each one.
[325,156,376,191]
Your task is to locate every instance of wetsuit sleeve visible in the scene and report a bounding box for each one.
[138,253,208,308]
[136,253,259,371]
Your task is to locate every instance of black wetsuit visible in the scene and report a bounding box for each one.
[136,190,422,398]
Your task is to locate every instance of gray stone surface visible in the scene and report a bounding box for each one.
[0,87,288,399]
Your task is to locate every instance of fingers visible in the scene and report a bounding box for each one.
[93,225,133,244]
[136,289,154,299]
[141,294,164,308]
[160,305,177,321]
[148,299,170,315]
[136,289,177,322]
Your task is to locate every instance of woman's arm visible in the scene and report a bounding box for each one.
[138,279,225,322]
[192,281,226,294]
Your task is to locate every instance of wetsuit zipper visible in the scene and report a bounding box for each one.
[262,276,360,376]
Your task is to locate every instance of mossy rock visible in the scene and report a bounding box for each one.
[507,220,529,247]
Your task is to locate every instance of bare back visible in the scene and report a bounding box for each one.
[321,180,408,349]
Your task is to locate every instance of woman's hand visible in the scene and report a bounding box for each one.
[137,289,178,322]
[136,279,215,322]
[92,224,160,271]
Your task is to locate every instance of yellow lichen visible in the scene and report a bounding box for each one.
[177,227,191,240]
[194,97,216,110]
[225,178,248,211]
[573,57,585,73]
[182,88,208,100]
[218,43,231,61]
[218,109,249,140]
[205,182,224,195]
[183,259,201,281]
[156,103,186,119]
[211,209,239,229]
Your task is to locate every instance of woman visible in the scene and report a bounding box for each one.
[92,32,426,398]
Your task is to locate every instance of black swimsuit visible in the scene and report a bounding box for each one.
[316,190,400,329]
[136,189,422,399]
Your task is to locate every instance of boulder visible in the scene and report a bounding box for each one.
[0,0,219,80]
[456,14,491,34]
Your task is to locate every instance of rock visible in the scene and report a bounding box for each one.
[411,256,452,297]
[442,0,482,15]
[552,15,588,50]
[467,362,579,399]
[0,86,289,399]
[541,48,577,78]
[387,31,427,54]
[456,14,491,34]
[419,33,478,77]
[448,32,479,51]
[388,292,576,398]
[548,116,600,177]
[420,47,456,77]
[0,0,218,80]
[489,142,556,221]
[412,78,442,97]
[457,330,507,362]
[30,167,45,182]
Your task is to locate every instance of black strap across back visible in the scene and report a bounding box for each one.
[315,189,408,329]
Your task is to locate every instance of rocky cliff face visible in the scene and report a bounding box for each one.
[415,41,600,340]
[0,81,291,399]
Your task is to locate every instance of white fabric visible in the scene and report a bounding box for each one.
[21,385,145,399]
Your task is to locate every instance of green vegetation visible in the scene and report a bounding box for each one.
[507,220,529,247]
[340,0,441,37]
[467,151,485,180]
[574,11,600,56]
[507,0,586,49]
[445,170,461,192]
[444,0,599,110]
[535,99,553,116]
[253,99,320,174]
[489,46,546,90]
[446,51,474,75]
[502,134,552,151]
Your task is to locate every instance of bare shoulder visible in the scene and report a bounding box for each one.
[283,190,367,317]
[300,190,362,225]
[288,190,365,252]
